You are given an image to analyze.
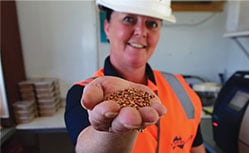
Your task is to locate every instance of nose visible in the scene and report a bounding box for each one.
[134,21,148,38]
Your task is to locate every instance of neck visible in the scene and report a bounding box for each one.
[110,58,147,84]
[119,66,147,84]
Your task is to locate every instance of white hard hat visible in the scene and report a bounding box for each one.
[96,0,176,23]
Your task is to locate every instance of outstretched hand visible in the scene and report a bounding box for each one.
[81,76,166,133]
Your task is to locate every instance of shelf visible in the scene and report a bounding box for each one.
[223,31,249,38]
[172,1,224,12]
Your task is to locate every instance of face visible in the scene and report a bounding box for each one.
[104,11,161,69]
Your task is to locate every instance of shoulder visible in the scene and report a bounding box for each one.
[65,84,90,145]
[65,84,85,112]
[67,84,85,101]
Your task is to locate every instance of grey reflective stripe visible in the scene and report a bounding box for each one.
[161,72,195,119]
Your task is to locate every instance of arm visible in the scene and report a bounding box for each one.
[65,85,138,153]
[191,144,206,153]
[69,77,166,153]
[191,125,206,153]
[64,85,90,145]
[76,126,138,153]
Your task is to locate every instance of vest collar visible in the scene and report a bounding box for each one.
[103,56,157,84]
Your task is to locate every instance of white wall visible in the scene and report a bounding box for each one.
[0,55,9,118]
[151,11,229,82]
[16,1,248,98]
[16,1,98,97]
[223,1,249,79]
[224,37,249,80]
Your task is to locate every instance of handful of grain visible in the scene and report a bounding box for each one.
[104,88,155,109]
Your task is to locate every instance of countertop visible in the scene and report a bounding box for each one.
[15,107,66,132]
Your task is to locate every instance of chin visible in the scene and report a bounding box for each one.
[126,56,147,67]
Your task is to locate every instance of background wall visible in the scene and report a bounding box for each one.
[98,3,248,83]
[224,37,249,79]
[16,1,98,97]
[99,11,229,82]
[16,1,249,98]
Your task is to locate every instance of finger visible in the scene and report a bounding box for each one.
[151,102,167,118]
[110,107,142,133]
[89,100,120,131]
[139,107,159,126]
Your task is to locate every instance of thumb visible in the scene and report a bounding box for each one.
[81,76,131,110]
[81,78,104,110]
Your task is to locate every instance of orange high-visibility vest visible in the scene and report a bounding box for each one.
[77,68,202,153]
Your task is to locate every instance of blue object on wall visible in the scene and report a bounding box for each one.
[99,11,108,43]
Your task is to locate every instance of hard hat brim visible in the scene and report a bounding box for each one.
[97,0,176,23]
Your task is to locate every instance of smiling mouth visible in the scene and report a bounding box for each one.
[128,42,146,49]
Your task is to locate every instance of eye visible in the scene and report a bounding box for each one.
[146,21,159,29]
[123,16,136,24]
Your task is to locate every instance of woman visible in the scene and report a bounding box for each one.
[65,0,206,153]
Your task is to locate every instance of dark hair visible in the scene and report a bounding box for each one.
[98,6,113,43]
[105,9,113,22]
[99,6,113,22]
